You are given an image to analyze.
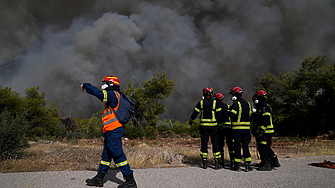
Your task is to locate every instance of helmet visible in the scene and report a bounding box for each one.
[214,92,224,100]
[254,90,267,104]
[255,90,267,98]
[203,87,213,97]
[102,75,120,86]
[229,86,243,96]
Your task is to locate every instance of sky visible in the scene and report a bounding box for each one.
[1,0,335,122]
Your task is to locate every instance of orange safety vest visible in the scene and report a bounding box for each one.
[101,91,123,132]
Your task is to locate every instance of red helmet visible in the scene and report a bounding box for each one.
[214,92,224,100]
[203,87,213,96]
[229,86,243,96]
[255,90,267,99]
[102,75,120,86]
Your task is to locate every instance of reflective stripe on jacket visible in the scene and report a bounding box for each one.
[199,99,219,126]
[101,91,123,132]
[229,98,252,131]
[255,104,274,135]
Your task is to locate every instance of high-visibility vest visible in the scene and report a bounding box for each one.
[101,91,123,132]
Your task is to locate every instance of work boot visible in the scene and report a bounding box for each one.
[214,158,221,170]
[256,159,264,167]
[220,155,225,167]
[118,173,137,188]
[258,159,272,171]
[232,162,241,171]
[202,158,208,169]
[86,171,105,187]
[271,155,281,168]
[245,162,253,172]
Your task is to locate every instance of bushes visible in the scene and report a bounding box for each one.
[124,119,200,140]
[256,55,335,136]
[0,86,62,138]
[0,109,29,160]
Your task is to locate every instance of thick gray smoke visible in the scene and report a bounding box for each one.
[1,0,335,122]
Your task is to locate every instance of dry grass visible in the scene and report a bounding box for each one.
[1,138,335,173]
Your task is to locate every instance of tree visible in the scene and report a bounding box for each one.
[22,86,61,137]
[0,86,22,116]
[123,72,176,129]
[256,55,335,136]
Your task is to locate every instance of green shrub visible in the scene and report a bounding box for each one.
[156,119,174,132]
[124,124,144,139]
[157,119,200,138]
[143,126,158,140]
[0,109,29,160]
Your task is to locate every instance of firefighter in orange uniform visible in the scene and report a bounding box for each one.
[82,75,137,188]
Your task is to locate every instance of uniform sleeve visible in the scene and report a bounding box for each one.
[83,83,118,108]
[190,101,201,120]
[228,102,238,119]
[262,106,271,128]
[83,83,104,101]
[222,104,230,123]
[215,104,223,124]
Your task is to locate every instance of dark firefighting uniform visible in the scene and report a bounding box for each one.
[228,98,252,164]
[253,102,276,162]
[190,98,222,160]
[217,102,233,164]
[83,83,133,177]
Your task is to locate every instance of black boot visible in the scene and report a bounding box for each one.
[258,159,272,171]
[256,159,264,167]
[220,154,225,167]
[214,158,220,170]
[232,162,241,171]
[271,155,281,168]
[202,158,208,169]
[245,162,253,172]
[86,171,105,187]
[118,173,137,188]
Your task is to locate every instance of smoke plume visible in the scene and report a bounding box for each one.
[1,0,335,122]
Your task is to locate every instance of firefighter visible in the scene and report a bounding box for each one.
[81,75,137,188]
[189,87,222,170]
[228,86,253,172]
[252,90,281,171]
[214,92,234,168]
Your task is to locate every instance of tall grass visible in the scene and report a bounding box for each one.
[1,138,334,173]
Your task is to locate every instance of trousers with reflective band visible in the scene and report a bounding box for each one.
[232,133,251,163]
[101,91,123,132]
[257,135,275,162]
[99,127,133,176]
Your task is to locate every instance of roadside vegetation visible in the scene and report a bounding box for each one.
[1,56,335,172]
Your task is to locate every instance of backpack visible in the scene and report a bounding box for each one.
[112,91,135,124]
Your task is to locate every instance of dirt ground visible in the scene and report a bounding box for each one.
[1,133,335,173]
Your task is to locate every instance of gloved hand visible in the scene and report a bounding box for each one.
[189,119,193,125]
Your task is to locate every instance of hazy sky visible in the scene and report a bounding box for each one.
[1,0,335,122]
